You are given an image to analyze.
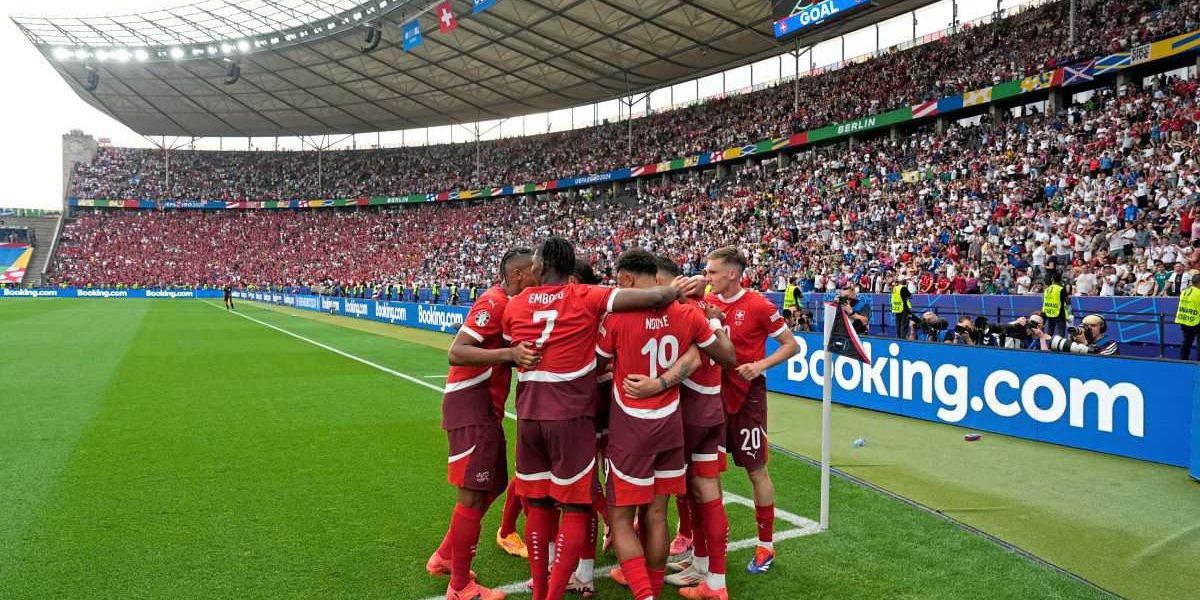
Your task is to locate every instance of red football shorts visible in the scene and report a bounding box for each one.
[604,444,687,507]
[515,417,597,505]
[446,422,508,493]
[684,421,727,478]
[725,379,768,470]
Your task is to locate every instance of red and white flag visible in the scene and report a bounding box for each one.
[435,1,458,33]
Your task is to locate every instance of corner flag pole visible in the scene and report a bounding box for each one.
[820,302,836,530]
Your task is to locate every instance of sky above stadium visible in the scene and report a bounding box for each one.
[1,1,174,210]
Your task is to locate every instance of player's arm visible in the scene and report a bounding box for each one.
[701,325,736,369]
[622,345,701,399]
[608,276,698,312]
[448,330,540,368]
[735,320,801,381]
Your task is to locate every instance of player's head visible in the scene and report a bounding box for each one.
[499,247,535,291]
[705,247,747,295]
[570,258,602,285]
[615,248,659,289]
[654,254,680,286]
[532,236,575,284]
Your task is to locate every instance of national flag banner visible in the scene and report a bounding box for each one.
[683,155,699,168]
[901,170,920,183]
[490,187,504,197]
[911,100,938,119]
[963,87,992,107]
[435,1,458,33]
[771,137,789,151]
[1092,51,1130,75]
[824,302,869,364]
[631,164,657,178]
[402,19,423,51]
[472,0,497,14]
[1062,60,1095,86]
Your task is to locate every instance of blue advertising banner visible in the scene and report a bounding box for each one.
[765,333,1197,467]
[0,288,222,298]
[237,291,469,334]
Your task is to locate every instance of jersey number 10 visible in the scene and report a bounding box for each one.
[639,335,679,379]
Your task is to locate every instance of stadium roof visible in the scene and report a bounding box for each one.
[13,0,936,138]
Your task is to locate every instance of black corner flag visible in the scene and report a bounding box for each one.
[825,302,870,363]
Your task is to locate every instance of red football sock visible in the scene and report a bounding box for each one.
[546,510,589,600]
[525,504,558,600]
[755,503,775,544]
[675,494,693,539]
[591,478,609,524]
[436,528,452,560]
[620,557,655,600]
[581,507,598,561]
[700,498,728,575]
[648,567,665,597]
[690,496,709,559]
[449,503,484,591]
[499,479,522,537]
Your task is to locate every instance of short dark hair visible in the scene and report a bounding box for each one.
[615,248,659,277]
[654,254,681,277]
[500,247,533,274]
[537,237,575,280]
[707,247,747,272]
[572,258,602,285]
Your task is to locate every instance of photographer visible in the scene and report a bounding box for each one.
[783,309,812,333]
[1035,314,1119,356]
[839,284,870,334]
[908,311,949,342]
[946,316,978,345]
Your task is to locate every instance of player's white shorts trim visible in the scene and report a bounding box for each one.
[448,445,476,463]
[654,467,686,479]
[518,358,597,383]
[606,459,653,487]
[613,385,679,420]
[682,378,720,396]
[690,452,719,462]
[717,445,727,453]
[444,370,491,393]
[516,470,552,481]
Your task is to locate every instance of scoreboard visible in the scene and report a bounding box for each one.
[772,0,873,40]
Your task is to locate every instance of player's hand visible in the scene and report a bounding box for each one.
[622,374,663,399]
[705,305,725,321]
[736,361,764,381]
[510,341,541,369]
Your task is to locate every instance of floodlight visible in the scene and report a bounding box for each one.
[236,40,250,52]
[112,48,130,62]
[133,48,149,61]
[170,47,184,59]
[221,44,234,54]
[53,47,71,60]
[74,49,89,60]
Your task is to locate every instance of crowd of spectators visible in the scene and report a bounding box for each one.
[49,71,1200,309]
[67,0,1199,202]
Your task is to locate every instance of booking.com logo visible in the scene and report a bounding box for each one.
[785,336,1144,437]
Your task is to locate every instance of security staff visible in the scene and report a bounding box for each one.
[432,281,441,304]
[469,285,478,304]
[783,278,802,313]
[1176,272,1200,360]
[1042,274,1069,337]
[449,282,459,306]
[891,275,913,339]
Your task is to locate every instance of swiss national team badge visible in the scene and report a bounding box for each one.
[474,310,490,327]
[734,309,746,325]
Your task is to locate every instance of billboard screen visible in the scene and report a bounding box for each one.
[773,0,872,39]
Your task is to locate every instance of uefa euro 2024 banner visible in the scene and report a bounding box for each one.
[765,333,1198,468]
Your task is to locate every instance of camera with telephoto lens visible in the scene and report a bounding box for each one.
[1067,325,1084,338]
[909,313,948,340]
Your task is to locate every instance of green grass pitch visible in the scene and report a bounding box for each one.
[0,298,1160,599]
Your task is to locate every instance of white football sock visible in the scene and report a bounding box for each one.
[692,556,710,573]
[575,558,594,582]
[707,573,726,590]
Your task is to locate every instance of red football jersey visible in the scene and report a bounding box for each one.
[596,302,716,454]
[680,298,724,426]
[706,289,787,413]
[442,286,511,429]
[502,283,616,420]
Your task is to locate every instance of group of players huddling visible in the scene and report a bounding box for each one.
[428,236,800,600]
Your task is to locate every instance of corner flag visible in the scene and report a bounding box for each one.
[826,303,869,363]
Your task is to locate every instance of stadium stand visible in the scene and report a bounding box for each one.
[65,0,1199,201]
[50,72,1200,299]
[0,216,59,286]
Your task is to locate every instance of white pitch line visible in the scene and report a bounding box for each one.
[422,375,449,379]
[212,302,823,599]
